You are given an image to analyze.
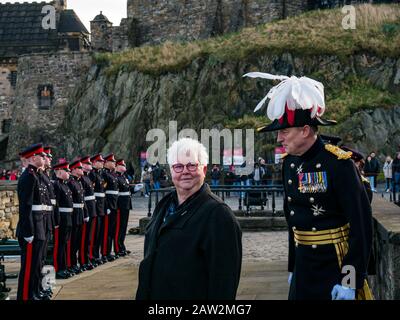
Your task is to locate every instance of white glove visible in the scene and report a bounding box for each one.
[107,209,111,215]
[54,225,59,229]
[134,184,144,193]
[288,272,293,285]
[331,284,356,300]
[24,236,34,243]
[84,217,90,223]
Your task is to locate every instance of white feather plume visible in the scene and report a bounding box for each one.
[243,72,325,120]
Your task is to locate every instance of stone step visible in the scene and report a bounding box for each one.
[137,216,288,234]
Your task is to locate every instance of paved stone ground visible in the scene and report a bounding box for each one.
[3,186,393,300]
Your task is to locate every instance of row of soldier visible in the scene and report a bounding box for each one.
[16,143,132,300]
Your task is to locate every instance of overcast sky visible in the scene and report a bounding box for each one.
[1,0,127,31]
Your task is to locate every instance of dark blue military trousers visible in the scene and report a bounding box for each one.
[17,238,44,300]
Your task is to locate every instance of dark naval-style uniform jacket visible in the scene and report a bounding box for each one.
[136,184,242,300]
[67,176,87,225]
[89,168,105,217]
[16,165,47,241]
[283,136,373,300]
[103,168,119,212]
[81,173,97,218]
[39,171,57,230]
[53,178,73,228]
[116,172,132,211]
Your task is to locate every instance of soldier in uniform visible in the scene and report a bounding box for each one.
[16,144,47,300]
[52,161,74,279]
[35,146,56,299]
[67,160,89,274]
[80,156,97,269]
[245,72,373,300]
[102,153,119,261]
[89,154,106,265]
[115,159,132,256]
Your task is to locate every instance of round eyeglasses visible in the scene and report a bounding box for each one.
[171,163,199,173]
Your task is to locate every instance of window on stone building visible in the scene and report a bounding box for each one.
[2,119,12,134]
[37,84,54,110]
[7,71,17,89]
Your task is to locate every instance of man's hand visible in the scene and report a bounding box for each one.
[24,236,34,243]
[54,225,59,229]
[288,272,293,285]
[331,284,355,300]
[84,217,90,223]
[106,209,111,215]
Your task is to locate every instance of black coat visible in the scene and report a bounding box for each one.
[81,173,97,218]
[136,184,242,300]
[39,171,55,230]
[53,179,73,228]
[103,169,119,211]
[67,176,87,226]
[89,168,106,216]
[16,165,46,240]
[116,173,132,210]
[283,137,372,300]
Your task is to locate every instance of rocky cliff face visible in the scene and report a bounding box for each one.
[60,52,400,168]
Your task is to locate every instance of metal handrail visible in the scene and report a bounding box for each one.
[147,185,284,217]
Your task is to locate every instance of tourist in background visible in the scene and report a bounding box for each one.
[364,153,379,192]
[383,156,393,193]
[141,165,152,197]
[151,163,162,190]
[392,152,400,195]
[253,163,265,186]
[210,164,221,187]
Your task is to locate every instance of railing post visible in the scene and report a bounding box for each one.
[148,191,152,217]
[272,189,276,216]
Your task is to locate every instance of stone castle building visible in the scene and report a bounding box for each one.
[0,0,392,163]
[0,0,91,162]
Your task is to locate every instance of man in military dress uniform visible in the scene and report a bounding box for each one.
[80,156,97,269]
[102,153,119,261]
[35,146,56,299]
[245,72,373,300]
[16,144,47,300]
[52,161,74,279]
[67,160,88,274]
[115,159,132,256]
[89,154,107,265]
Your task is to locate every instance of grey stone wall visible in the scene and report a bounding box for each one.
[112,18,131,52]
[6,52,92,160]
[126,0,307,45]
[91,20,114,52]
[369,197,400,300]
[0,62,16,135]
[0,181,18,239]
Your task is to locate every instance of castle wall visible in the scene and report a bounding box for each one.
[0,63,15,136]
[125,0,309,45]
[112,18,131,52]
[6,52,92,160]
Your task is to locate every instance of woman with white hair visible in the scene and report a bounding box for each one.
[136,138,242,300]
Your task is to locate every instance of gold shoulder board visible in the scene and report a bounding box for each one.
[324,144,352,160]
[281,153,288,159]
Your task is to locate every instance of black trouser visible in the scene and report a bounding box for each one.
[54,225,71,272]
[79,220,91,265]
[83,216,96,264]
[70,223,82,267]
[104,209,117,256]
[92,215,103,260]
[39,213,53,291]
[17,238,44,300]
[117,208,130,253]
